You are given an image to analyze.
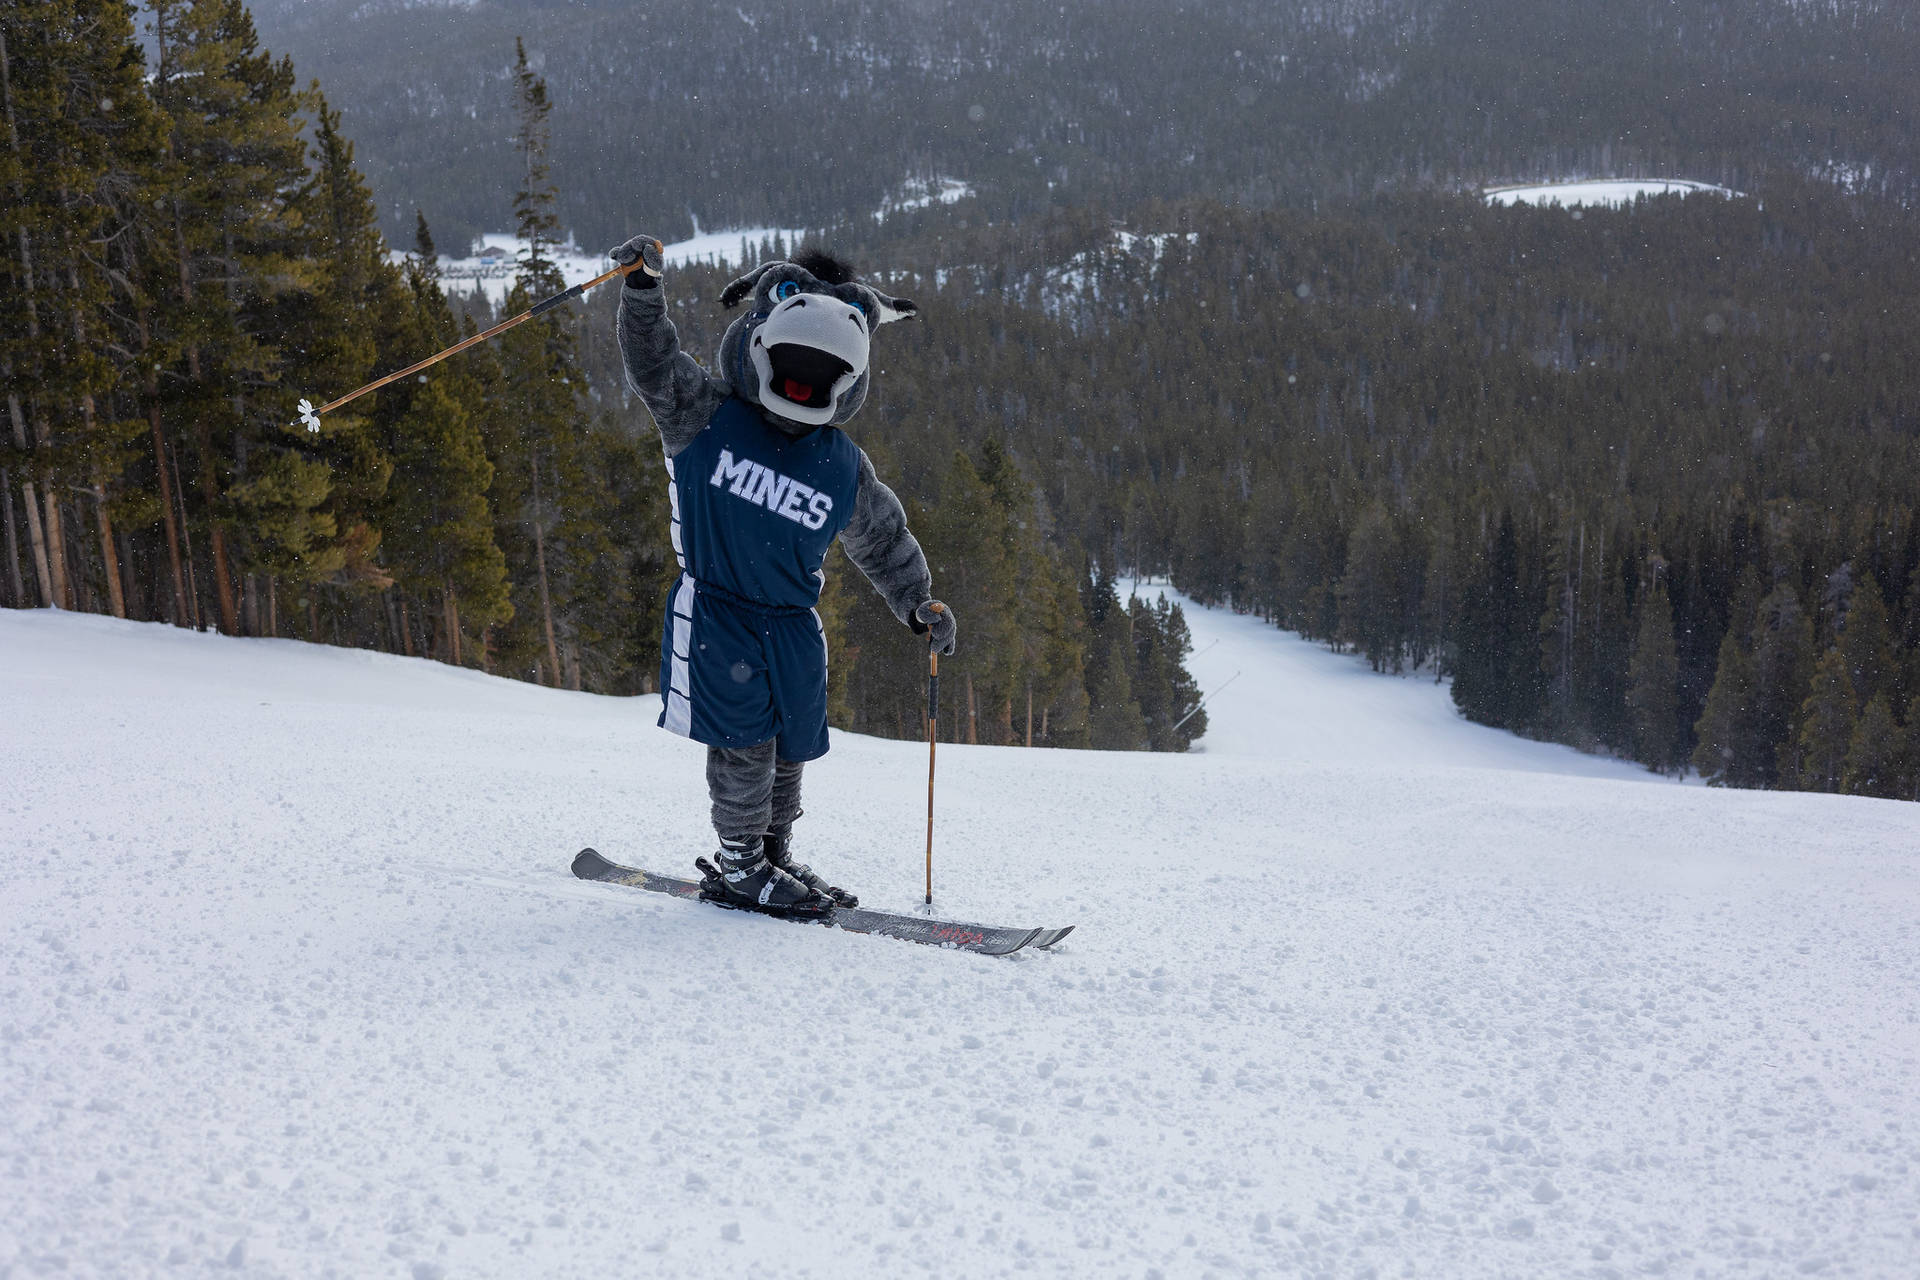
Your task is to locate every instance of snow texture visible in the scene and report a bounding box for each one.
[2,593,1917,1278]
[1484,179,1741,208]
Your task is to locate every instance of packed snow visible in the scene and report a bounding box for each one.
[1484,179,1742,208]
[3,593,1918,1278]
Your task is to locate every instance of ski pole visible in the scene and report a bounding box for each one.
[290,246,662,433]
[924,603,944,905]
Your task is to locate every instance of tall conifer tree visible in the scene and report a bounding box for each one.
[148,0,312,633]
[1626,574,1681,772]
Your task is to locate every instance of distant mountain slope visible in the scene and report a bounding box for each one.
[243,0,1920,251]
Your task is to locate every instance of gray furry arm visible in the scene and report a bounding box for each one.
[616,278,727,459]
[840,451,932,624]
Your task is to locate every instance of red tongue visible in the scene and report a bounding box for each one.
[782,378,814,403]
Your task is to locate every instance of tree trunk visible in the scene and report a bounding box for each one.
[202,460,238,632]
[91,473,126,618]
[19,485,50,606]
[117,530,140,620]
[1,464,21,607]
[140,317,189,624]
[267,575,278,637]
[530,459,561,678]
[966,672,978,744]
[1025,681,1034,747]
[61,497,88,613]
[242,572,258,635]
[169,440,201,629]
[443,582,462,666]
[3,34,53,610]
[398,597,414,657]
[480,626,492,674]
[174,219,236,632]
[42,485,70,609]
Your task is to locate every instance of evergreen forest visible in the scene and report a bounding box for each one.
[9,0,1920,797]
[0,0,1205,754]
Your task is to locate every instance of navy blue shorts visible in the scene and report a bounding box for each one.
[657,575,831,761]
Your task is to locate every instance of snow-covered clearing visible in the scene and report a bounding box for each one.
[1485,179,1742,208]
[3,595,1917,1278]
[405,229,807,309]
[876,176,974,222]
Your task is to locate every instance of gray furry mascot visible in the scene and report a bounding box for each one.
[608,234,956,915]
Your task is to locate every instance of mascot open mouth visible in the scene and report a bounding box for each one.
[765,343,851,411]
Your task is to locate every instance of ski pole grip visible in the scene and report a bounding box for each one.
[618,238,665,278]
[924,602,944,719]
[529,282,586,317]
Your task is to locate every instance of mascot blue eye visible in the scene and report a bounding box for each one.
[773,281,800,301]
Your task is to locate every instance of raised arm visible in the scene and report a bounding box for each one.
[610,235,727,459]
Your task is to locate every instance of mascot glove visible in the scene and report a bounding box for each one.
[609,235,665,283]
[910,600,958,656]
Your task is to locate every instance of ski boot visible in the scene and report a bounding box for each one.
[764,822,858,908]
[695,840,834,919]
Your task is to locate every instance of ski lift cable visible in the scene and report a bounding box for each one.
[1173,669,1240,733]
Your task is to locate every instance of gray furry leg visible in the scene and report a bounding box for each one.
[707,742,777,849]
[770,757,804,833]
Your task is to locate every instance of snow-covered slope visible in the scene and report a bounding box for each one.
[3,599,1917,1278]
[1484,179,1741,208]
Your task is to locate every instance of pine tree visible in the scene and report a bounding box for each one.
[1131,594,1206,750]
[509,38,560,287]
[1693,570,1763,787]
[1837,569,1896,709]
[1842,694,1900,798]
[1,0,164,616]
[913,450,1018,743]
[1626,574,1681,772]
[228,91,397,633]
[1087,638,1149,750]
[1795,646,1854,793]
[370,219,510,664]
[1752,580,1816,786]
[1453,512,1541,731]
[148,0,314,634]
[1337,500,1410,672]
[974,438,1085,745]
[1082,561,1147,750]
[482,37,601,685]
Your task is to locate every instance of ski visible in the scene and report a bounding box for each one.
[572,848,1073,956]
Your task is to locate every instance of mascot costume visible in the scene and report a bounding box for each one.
[608,234,956,917]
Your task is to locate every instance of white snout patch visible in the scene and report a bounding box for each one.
[749,292,870,425]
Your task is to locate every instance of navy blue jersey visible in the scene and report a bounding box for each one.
[666,395,861,609]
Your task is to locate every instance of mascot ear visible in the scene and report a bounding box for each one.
[720,262,782,310]
[869,288,919,325]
